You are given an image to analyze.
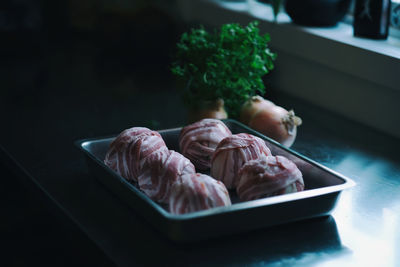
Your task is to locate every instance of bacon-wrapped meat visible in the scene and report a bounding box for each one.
[179,119,232,170]
[169,173,231,215]
[237,155,304,201]
[104,127,167,182]
[138,150,195,203]
[210,133,272,189]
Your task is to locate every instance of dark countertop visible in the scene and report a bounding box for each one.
[2,19,400,267]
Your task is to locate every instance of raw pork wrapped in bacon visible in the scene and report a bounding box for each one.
[237,155,304,201]
[104,127,167,182]
[138,150,195,203]
[179,119,232,170]
[211,133,272,189]
[169,173,231,215]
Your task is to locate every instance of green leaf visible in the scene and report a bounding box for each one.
[171,21,276,118]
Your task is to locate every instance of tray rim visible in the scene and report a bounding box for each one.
[74,119,356,221]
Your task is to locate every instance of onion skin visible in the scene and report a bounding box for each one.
[240,96,275,125]
[188,98,228,123]
[249,107,302,147]
[241,96,302,147]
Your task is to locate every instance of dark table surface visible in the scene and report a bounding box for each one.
[2,26,400,267]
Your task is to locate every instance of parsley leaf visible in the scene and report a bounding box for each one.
[171,21,276,118]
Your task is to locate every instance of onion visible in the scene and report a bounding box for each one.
[239,96,275,125]
[188,98,228,123]
[241,96,302,147]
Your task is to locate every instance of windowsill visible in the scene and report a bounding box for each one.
[211,0,400,57]
[176,0,400,138]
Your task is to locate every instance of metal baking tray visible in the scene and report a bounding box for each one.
[76,119,355,243]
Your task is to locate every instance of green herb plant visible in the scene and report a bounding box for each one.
[171,21,276,119]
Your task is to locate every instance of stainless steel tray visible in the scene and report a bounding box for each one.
[75,119,355,242]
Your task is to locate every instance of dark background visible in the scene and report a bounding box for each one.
[1,0,183,97]
[1,0,183,265]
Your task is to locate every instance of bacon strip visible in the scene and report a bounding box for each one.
[237,155,304,201]
[104,127,167,182]
[210,133,272,189]
[138,150,195,203]
[179,119,232,170]
[169,173,231,215]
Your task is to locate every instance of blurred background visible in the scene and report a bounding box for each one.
[0,0,186,100]
[1,1,185,266]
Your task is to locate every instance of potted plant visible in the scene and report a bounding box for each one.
[171,21,276,121]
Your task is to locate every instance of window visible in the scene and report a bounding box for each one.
[247,0,400,38]
[177,0,400,138]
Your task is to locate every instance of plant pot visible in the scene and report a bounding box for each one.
[187,99,228,123]
[284,0,352,27]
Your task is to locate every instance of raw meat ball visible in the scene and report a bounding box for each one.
[169,173,231,215]
[138,150,195,203]
[104,127,167,182]
[237,155,304,201]
[211,133,272,189]
[179,119,232,170]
